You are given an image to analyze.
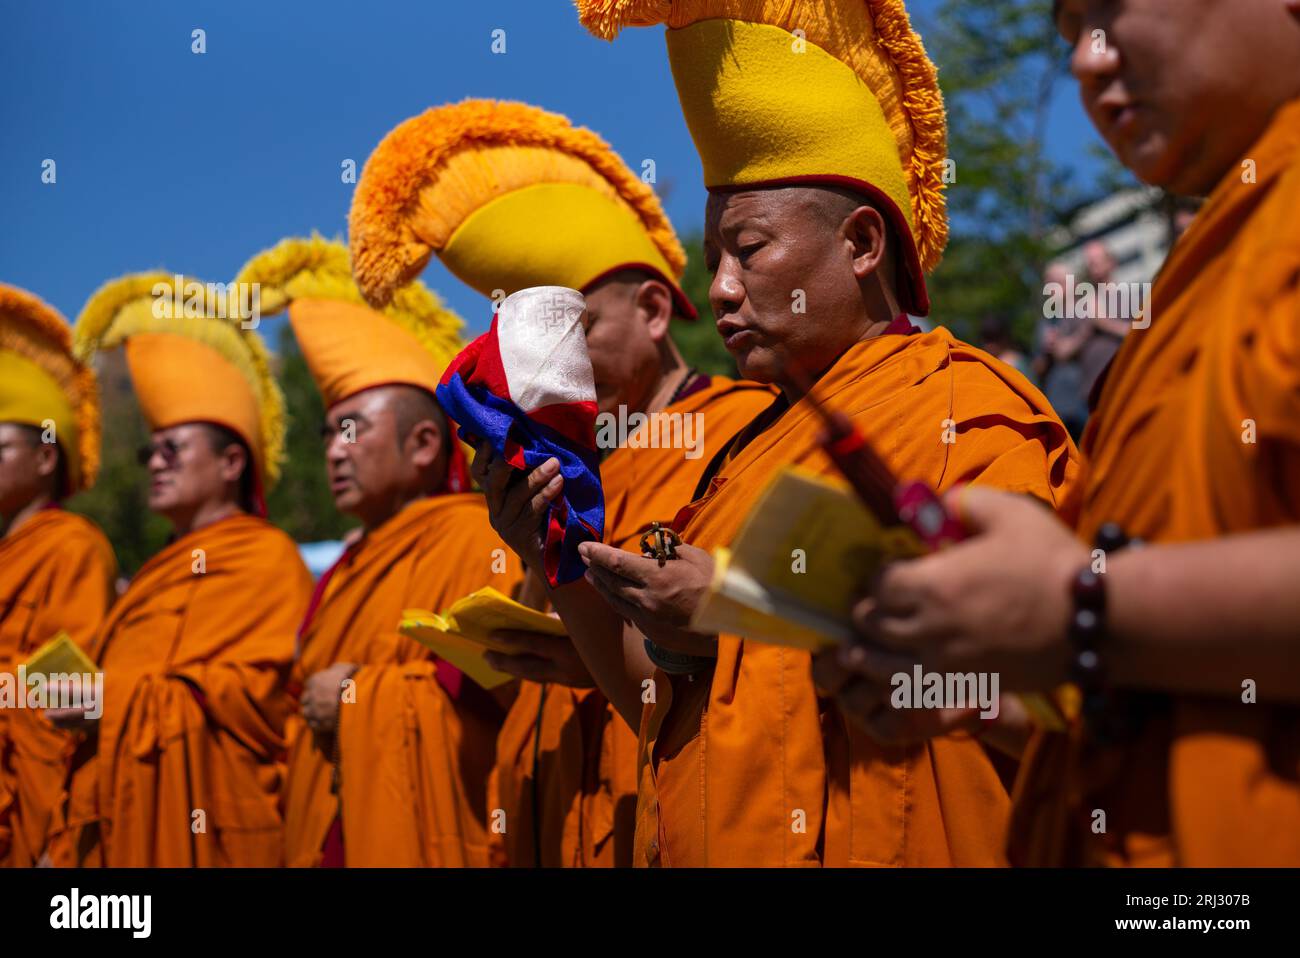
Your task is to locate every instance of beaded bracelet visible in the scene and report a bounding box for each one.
[1067,522,1135,744]
[1068,564,1109,735]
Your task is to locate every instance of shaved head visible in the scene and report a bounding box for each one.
[803,186,900,289]
[390,385,448,451]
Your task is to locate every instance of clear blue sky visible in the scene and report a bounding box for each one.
[1,0,1108,337]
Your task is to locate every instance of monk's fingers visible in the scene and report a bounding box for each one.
[857,705,915,747]
[528,475,563,519]
[45,707,87,724]
[584,569,645,623]
[481,452,521,515]
[870,562,929,615]
[483,651,558,683]
[866,702,982,747]
[675,543,712,566]
[577,542,649,587]
[583,561,650,610]
[487,628,562,657]
[469,440,492,488]
[851,595,941,654]
[834,676,890,728]
[495,457,560,528]
[835,641,915,683]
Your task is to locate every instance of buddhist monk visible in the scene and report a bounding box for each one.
[349,99,773,866]
[830,0,1300,867]
[237,237,523,867]
[47,273,311,867]
[0,284,115,867]
[538,0,1082,866]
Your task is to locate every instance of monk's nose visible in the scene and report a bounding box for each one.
[709,259,745,320]
[1069,22,1121,91]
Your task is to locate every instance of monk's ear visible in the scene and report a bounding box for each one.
[32,440,60,481]
[634,278,674,343]
[407,417,443,469]
[845,204,890,283]
[217,443,248,486]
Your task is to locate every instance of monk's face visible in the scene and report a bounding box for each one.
[0,422,57,519]
[323,386,426,526]
[144,423,245,522]
[581,274,671,417]
[704,188,877,386]
[1057,0,1300,195]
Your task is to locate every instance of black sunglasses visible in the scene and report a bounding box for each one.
[137,437,187,467]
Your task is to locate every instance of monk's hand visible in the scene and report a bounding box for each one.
[856,486,1088,693]
[812,643,980,745]
[472,440,562,574]
[301,662,358,734]
[45,677,100,733]
[578,541,717,658]
[484,623,595,688]
[46,705,97,733]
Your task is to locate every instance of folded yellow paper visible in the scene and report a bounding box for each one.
[23,630,99,677]
[400,587,565,690]
[692,467,923,650]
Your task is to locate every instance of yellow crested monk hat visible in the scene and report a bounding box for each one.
[233,235,473,493]
[577,0,949,315]
[73,272,285,512]
[348,98,697,320]
[0,283,100,496]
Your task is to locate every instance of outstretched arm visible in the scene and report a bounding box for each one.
[855,487,1300,703]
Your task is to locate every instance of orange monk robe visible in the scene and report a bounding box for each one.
[283,493,524,867]
[490,377,774,867]
[54,513,311,867]
[637,326,1080,866]
[1009,98,1300,868]
[0,508,115,866]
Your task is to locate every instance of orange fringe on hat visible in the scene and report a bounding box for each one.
[575,0,949,273]
[350,99,688,306]
[0,284,101,491]
[234,232,465,375]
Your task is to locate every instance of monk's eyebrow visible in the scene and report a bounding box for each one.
[719,208,768,240]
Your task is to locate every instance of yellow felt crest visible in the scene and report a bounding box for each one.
[349,99,695,318]
[72,272,286,487]
[576,0,949,314]
[0,284,101,492]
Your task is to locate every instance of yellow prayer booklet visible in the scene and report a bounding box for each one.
[691,467,924,650]
[399,587,566,691]
[23,631,99,677]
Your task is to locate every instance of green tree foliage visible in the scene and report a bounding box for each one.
[919,0,1090,347]
[265,324,357,544]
